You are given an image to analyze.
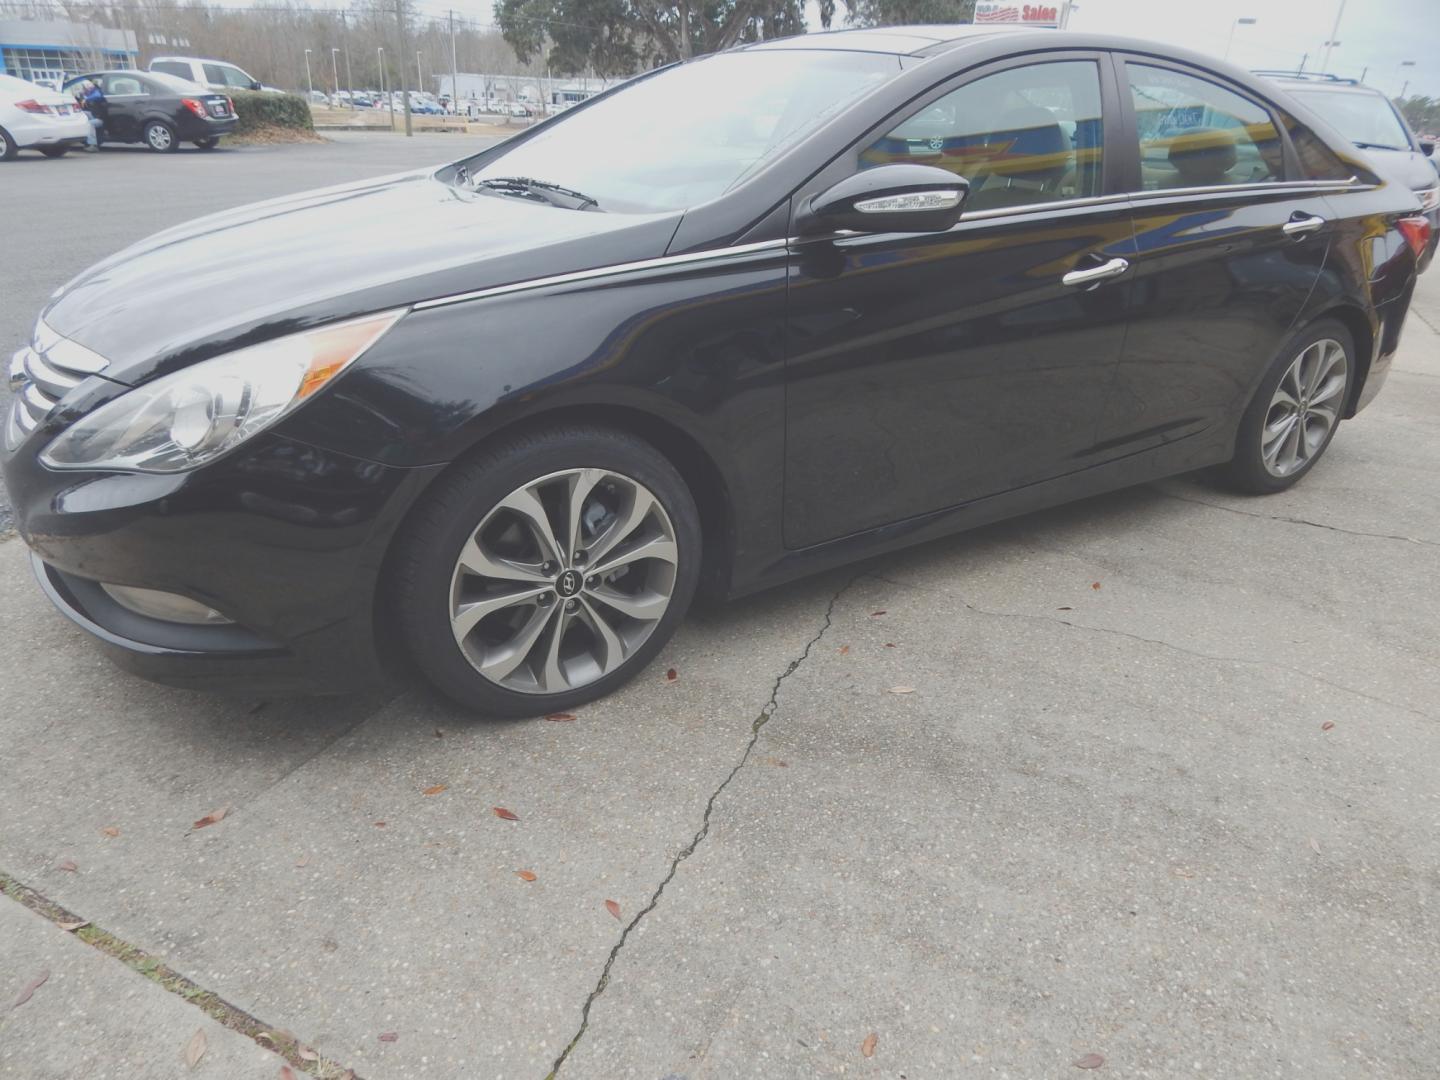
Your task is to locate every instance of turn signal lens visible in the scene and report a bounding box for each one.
[1398,216,1432,260]
[181,97,207,118]
[41,311,404,473]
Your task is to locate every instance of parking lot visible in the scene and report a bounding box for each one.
[3,134,1439,1079]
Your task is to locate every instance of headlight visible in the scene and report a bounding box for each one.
[41,311,403,473]
[1418,186,1440,213]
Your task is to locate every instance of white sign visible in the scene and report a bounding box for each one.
[973,2,1061,27]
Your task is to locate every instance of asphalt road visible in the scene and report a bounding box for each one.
[2,136,1439,1079]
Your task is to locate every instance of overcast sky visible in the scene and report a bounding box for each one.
[795,0,1440,98]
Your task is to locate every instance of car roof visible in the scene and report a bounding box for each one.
[1254,72,1385,96]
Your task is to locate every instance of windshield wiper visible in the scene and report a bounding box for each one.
[1353,140,1406,152]
[473,176,601,211]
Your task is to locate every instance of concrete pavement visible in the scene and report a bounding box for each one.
[2,136,1438,1078]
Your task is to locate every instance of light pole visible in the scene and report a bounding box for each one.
[304,48,313,99]
[1321,0,1347,73]
[1224,17,1256,61]
[331,47,342,106]
[1398,60,1415,99]
[416,50,423,95]
[379,46,393,131]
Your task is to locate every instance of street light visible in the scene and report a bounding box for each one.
[379,46,393,131]
[416,50,423,94]
[331,47,342,107]
[1321,0,1347,72]
[303,48,313,100]
[1224,16,1257,61]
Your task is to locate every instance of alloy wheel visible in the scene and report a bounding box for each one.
[1261,337,1347,477]
[448,468,679,695]
[147,124,172,151]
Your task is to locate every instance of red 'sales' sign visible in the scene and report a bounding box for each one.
[974,2,1061,26]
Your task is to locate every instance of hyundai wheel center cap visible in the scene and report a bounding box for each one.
[556,569,583,598]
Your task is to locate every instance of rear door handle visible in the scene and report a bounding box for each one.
[1062,257,1130,288]
[1282,214,1326,237]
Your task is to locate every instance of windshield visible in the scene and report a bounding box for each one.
[1288,88,1411,150]
[469,50,899,213]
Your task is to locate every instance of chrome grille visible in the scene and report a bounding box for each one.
[4,321,109,452]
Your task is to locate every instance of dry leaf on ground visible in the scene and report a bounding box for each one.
[1321,721,1335,731]
[422,784,447,796]
[604,899,622,920]
[57,859,78,872]
[1074,1052,1105,1069]
[57,919,89,932]
[861,1032,878,1058]
[100,825,120,838]
[665,668,678,681]
[870,610,887,617]
[1091,582,1102,590]
[515,870,537,882]
[838,645,850,654]
[493,807,519,821]
[544,712,577,722]
[279,1067,296,1080]
[184,1028,207,1068]
[888,686,916,695]
[192,807,230,830]
[11,970,48,1008]
[297,1046,318,1061]
[378,1031,398,1042]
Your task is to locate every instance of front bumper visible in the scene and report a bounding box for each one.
[3,429,444,694]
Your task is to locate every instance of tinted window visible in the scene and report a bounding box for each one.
[104,74,147,96]
[863,60,1104,211]
[202,64,228,85]
[218,65,255,89]
[1128,65,1282,189]
[151,61,189,79]
[1277,110,1355,181]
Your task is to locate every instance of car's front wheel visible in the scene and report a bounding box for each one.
[1222,319,1354,493]
[392,426,701,715]
[144,120,177,152]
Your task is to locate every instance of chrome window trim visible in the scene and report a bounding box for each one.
[1128,178,1363,200]
[413,238,790,312]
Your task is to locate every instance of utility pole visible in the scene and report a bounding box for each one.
[331,47,341,103]
[379,46,393,131]
[448,9,459,115]
[416,50,423,95]
[1321,0,1346,73]
[395,0,412,136]
[342,11,353,105]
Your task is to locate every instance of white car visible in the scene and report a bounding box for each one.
[0,74,90,160]
[148,57,281,94]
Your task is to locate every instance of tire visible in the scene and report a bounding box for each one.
[39,145,70,158]
[0,127,18,161]
[1220,319,1354,494]
[143,120,177,153]
[194,137,219,150]
[392,425,702,715]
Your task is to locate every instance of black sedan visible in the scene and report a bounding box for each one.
[61,70,237,151]
[5,27,1429,714]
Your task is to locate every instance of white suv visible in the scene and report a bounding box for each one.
[148,57,278,94]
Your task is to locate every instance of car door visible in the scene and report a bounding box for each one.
[100,73,149,141]
[1096,57,1335,457]
[783,53,1136,549]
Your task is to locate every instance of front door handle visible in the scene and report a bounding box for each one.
[1062,257,1130,288]
[1282,214,1326,238]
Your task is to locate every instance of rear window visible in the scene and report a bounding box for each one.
[1277,111,1354,181]
[1285,87,1411,151]
[151,61,190,79]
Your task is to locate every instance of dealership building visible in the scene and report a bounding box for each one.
[0,19,138,87]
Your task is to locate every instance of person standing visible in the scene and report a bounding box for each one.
[78,80,105,152]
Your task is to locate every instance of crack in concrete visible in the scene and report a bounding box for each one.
[1160,490,1439,548]
[543,573,860,1079]
[0,870,357,1078]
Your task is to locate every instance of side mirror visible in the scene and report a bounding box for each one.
[797,164,969,236]
[1421,139,1435,159]
[250,80,262,91]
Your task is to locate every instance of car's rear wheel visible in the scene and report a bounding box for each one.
[194,137,219,150]
[0,127,18,161]
[39,145,70,158]
[392,426,701,715]
[1222,319,1353,493]
[144,120,177,152]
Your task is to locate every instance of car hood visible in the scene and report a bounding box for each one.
[41,168,680,385]
[1355,145,1439,193]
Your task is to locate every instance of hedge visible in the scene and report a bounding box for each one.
[228,89,314,134]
